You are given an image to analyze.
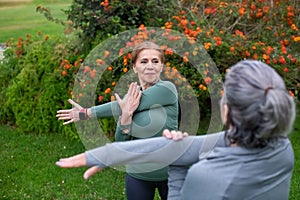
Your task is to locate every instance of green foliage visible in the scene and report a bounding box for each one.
[1,0,299,137]
[63,0,177,52]
[0,34,79,135]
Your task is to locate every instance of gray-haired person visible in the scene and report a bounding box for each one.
[56,60,296,200]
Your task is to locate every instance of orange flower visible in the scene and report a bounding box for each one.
[105,88,112,94]
[183,56,189,63]
[123,56,128,66]
[262,6,269,13]
[289,90,294,97]
[283,67,289,73]
[180,19,188,26]
[90,69,96,78]
[279,56,286,64]
[239,7,245,16]
[111,81,116,86]
[250,4,256,11]
[84,66,90,73]
[123,67,128,73]
[104,50,110,58]
[165,48,173,55]
[293,36,300,42]
[204,77,212,85]
[96,59,105,65]
[107,66,113,71]
[63,63,71,70]
[291,24,298,31]
[119,48,124,56]
[281,46,287,54]
[253,53,259,60]
[74,61,80,67]
[61,70,67,76]
[98,95,103,102]
[230,46,235,53]
[204,42,212,50]
[256,10,263,18]
[164,22,173,29]
[262,54,269,60]
[245,51,251,57]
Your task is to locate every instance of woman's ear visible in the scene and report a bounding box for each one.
[132,65,137,73]
[221,103,229,125]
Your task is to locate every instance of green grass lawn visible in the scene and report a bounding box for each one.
[290,115,300,200]
[0,114,299,199]
[0,126,126,199]
[0,0,72,42]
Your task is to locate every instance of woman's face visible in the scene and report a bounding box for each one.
[133,49,163,90]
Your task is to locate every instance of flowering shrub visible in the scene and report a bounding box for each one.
[0,0,298,136]
[0,33,81,136]
[55,0,300,135]
[167,0,299,96]
[61,0,178,52]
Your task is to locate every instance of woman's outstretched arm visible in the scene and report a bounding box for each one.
[56,131,226,177]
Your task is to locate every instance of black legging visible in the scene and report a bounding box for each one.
[125,173,168,200]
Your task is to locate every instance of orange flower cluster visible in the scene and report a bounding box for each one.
[100,0,110,11]
[57,58,82,78]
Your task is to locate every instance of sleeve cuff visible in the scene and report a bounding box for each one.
[118,118,132,134]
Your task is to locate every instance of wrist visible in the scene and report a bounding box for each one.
[120,115,132,126]
[79,108,89,120]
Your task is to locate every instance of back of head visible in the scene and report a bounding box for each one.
[222,60,295,148]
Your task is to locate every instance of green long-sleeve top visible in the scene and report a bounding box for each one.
[90,80,179,181]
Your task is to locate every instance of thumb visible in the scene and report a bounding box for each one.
[83,166,102,180]
[114,93,122,104]
[68,99,83,110]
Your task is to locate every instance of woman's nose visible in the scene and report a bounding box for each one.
[145,63,155,68]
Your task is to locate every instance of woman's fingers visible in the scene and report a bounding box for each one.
[57,109,73,114]
[56,99,83,125]
[83,166,103,180]
[56,153,87,168]
[162,129,172,139]
[63,119,76,125]
[162,129,189,141]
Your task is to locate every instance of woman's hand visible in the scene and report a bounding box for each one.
[56,99,83,125]
[163,129,189,141]
[56,153,102,180]
[115,82,142,125]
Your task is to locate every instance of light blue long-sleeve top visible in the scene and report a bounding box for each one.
[85,132,294,200]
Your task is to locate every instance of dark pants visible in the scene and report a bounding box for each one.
[125,173,168,200]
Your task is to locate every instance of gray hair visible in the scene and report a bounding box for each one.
[222,60,296,148]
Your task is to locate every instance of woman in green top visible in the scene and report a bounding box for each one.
[56,41,179,200]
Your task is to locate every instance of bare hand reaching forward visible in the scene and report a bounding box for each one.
[56,99,84,125]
